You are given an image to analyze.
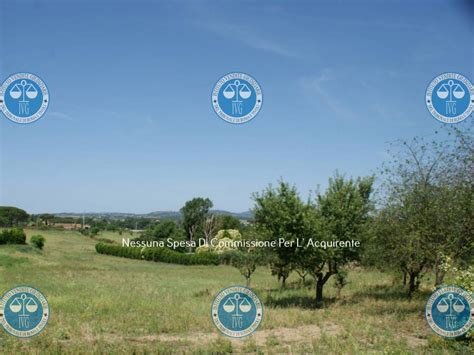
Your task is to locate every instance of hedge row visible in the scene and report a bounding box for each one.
[0,228,26,245]
[95,242,220,265]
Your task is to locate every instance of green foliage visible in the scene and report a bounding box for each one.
[0,206,29,227]
[0,228,27,245]
[180,197,213,244]
[208,229,242,253]
[229,250,262,286]
[454,266,474,295]
[95,242,220,265]
[333,269,348,298]
[30,235,45,249]
[90,226,100,237]
[316,174,374,264]
[253,175,373,305]
[38,213,55,226]
[141,220,186,249]
[269,254,292,288]
[438,256,474,294]
[253,181,312,265]
[147,220,181,240]
[370,126,473,295]
[215,215,242,231]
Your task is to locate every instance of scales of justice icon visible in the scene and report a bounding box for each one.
[436,80,465,115]
[9,80,39,115]
[9,293,39,328]
[222,293,252,328]
[223,80,252,103]
[436,293,466,330]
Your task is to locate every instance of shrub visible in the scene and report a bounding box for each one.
[0,228,27,245]
[30,235,45,250]
[90,226,100,237]
[95,243,220,266]
[211,229,242,253]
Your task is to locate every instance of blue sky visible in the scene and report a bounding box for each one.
[0,0,473,214]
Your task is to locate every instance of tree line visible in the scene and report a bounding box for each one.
[2,124,472,306]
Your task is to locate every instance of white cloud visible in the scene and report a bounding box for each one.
[200,20,298,58]
[299,69,355,119]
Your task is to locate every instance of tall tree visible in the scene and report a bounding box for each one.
[180,197,213,251]
[0,207,29,227]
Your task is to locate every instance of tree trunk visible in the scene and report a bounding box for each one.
[408,272,419,297]
[316,278,324,306]
[314,261,337,307]
[402,271,407,286]
[188,226,196,253]
[281,275,287,288]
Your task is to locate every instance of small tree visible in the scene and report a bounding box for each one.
[293,263,309,286]
[31,235,45,250]
[230,250,260,287]
[90,226,100,237]
[269,255,292,288]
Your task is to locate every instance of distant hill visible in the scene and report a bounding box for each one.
[53,210,253,221]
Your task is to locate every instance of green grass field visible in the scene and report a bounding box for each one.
[0,229,471,354]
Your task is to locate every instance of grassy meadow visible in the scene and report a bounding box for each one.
[0,229,471,354]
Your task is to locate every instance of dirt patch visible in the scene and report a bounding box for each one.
[248,323,342,347]
[76,323,429,351]
[122,322,343,349]
[399,332,429,348]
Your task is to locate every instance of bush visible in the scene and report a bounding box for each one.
[0,228,27,245]
[95,243,220,265]
[30,235,45,250]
